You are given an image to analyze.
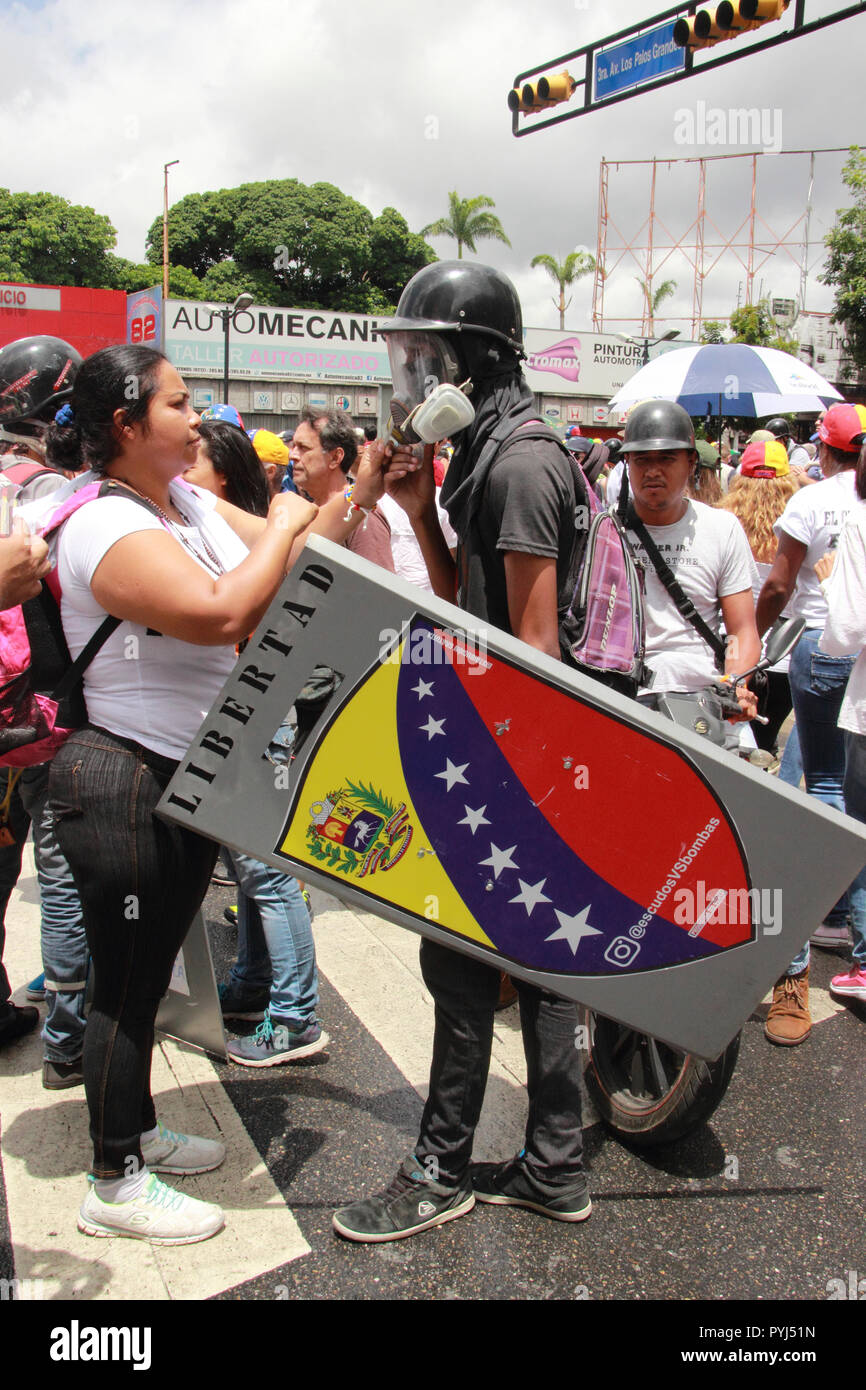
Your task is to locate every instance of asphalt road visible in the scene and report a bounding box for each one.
[1,865,863,1344]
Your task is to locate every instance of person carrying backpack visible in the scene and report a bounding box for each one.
[0,335,89,1074]
[332,261,594,1243]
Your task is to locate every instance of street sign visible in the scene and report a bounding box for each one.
[158,539,866,1060]
[594,22,684,100]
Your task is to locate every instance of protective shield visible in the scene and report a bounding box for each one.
[157,537,866,1060]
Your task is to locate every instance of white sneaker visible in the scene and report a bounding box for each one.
[809,922,851,949]
[141,1120,226,1175]
[78,1173,224,1245]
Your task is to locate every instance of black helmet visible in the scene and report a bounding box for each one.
[619,399,695,453]
[764,416,790,440]
[0,336,82,434]
[383,261,524,382]
[566,435,610,487]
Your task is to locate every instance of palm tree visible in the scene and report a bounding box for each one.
[421,192,511,260]
[635,275,677,334]
[531,250,596,329]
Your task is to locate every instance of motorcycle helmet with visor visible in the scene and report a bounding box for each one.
[383,261,525,443]
[387,330,465,407]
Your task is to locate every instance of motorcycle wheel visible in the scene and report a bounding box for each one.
[580,1008,741,1148]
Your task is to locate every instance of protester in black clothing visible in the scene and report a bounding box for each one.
[333,262,593,1243]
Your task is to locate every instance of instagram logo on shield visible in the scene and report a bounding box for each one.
[603,936,641,969]
[525,337,582,385]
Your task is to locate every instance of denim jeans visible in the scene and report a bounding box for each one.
[778,720,803,789]
[227,850,318,1026]
[414,939,585,1187]
[49,727,218,1178]
[787,628,853,975]
[843,731,866,969]
[19,764,88,1063]
[0,769,30,1020]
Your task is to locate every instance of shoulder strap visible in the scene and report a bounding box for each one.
[50,613,122,701]
[46,479,166,700]
[0,460,61,490]
[627,506,727,669]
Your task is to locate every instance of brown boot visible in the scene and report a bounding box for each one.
[495,973,518,1011]
[764,968,811,1046]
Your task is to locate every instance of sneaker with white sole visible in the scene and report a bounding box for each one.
[140,1120,226,1175]
[471,1154,592,1222]
[332,1154,475,1243]
[829,964,866,1001]
[226,1011,328,1067]
[78,1173,224,1244]
[810,922,851,950]
[218,980,269,1022]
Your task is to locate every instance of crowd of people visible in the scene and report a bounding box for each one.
[0,258,863,1251]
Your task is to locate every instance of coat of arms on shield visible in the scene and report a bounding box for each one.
[306,780,413,877]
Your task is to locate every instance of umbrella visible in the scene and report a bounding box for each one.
[608,344,844,417]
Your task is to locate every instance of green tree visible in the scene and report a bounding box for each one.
[146,180,435,311]
[420,191,511,260]
[700,319,727,344]
[106,255,208,299]
[531,250,595,329]
[821,145,866,373]
[729,301,798,354]
[0,189,116,287]
[635,275,677,334]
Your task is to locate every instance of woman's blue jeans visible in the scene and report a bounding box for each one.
[786,629,854,975]
[49,727,218,1178]
[842,731,866,969]
[19,765,88,1063]
[227,850,318,1026]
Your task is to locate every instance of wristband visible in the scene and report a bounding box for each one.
[343,485,371,523]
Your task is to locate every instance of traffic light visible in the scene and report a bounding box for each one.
[673,0,790,51]
[508,71,576,114]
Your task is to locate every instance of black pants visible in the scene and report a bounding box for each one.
[753,671,793,755]
[49,727,218,1178]
[415,940,585,1187]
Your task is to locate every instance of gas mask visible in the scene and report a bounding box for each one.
[385,331,475,445]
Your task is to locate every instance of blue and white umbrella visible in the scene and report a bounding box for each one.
[608,344,843,417]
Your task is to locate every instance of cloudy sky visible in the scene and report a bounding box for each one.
[2,0,863,333]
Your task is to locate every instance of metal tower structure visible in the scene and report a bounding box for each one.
[592,147,852,338]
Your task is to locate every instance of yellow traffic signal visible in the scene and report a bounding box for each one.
[673,0,789,51]
[508,70,576,114]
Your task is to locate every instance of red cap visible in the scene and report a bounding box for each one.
[817,402,866,453]
[740,439,790,479]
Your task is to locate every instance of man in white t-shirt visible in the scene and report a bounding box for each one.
[756,400,866,1043]
[617,400,760,701]
[377,488,457,591]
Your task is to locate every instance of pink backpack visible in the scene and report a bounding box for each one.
[0,480,157,767]
[564,483,649,695]
[502,423,648,696]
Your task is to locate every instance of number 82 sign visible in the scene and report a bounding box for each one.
[126,290,162,349]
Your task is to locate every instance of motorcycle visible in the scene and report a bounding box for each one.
[580,617,806,1147]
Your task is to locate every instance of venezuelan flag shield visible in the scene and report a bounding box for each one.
[275,618,753,976]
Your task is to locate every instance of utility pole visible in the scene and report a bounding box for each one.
[163,160,179,302]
